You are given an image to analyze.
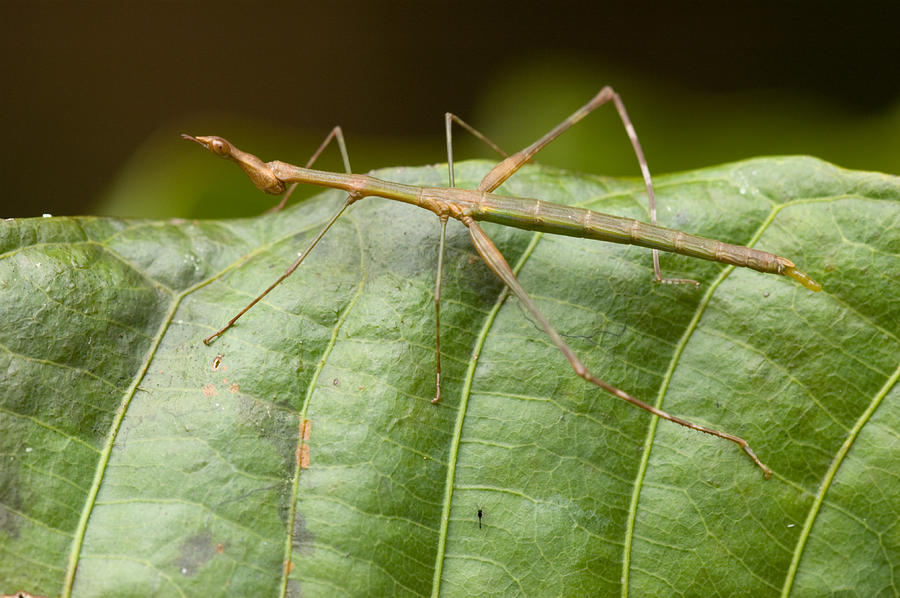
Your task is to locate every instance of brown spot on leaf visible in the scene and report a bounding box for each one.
[299,445,310,469]
[201,384,217,397]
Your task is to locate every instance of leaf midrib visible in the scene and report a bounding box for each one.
[278,211,369,597]
[62,256,190,596]
[619,198,804,595]
[779,363,900,597]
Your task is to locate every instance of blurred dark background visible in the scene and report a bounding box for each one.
[1,1,898,219]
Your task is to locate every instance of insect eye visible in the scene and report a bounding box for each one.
[210,138,229,157]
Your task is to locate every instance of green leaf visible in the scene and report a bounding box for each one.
[2,158,898,597]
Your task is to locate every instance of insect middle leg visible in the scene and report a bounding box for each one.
[428,113,514,403]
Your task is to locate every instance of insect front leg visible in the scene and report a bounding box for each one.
[268,126,353,213]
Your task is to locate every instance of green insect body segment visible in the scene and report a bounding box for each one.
[784,265,823,291]
[261,161,823,289]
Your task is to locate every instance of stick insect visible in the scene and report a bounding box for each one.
[184,86,821,478]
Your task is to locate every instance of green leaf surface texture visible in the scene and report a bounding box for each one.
[2,158,898,597]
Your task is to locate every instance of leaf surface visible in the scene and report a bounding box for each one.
[1,158,898,597]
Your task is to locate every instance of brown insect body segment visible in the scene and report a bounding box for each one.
[182,134,286,195]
